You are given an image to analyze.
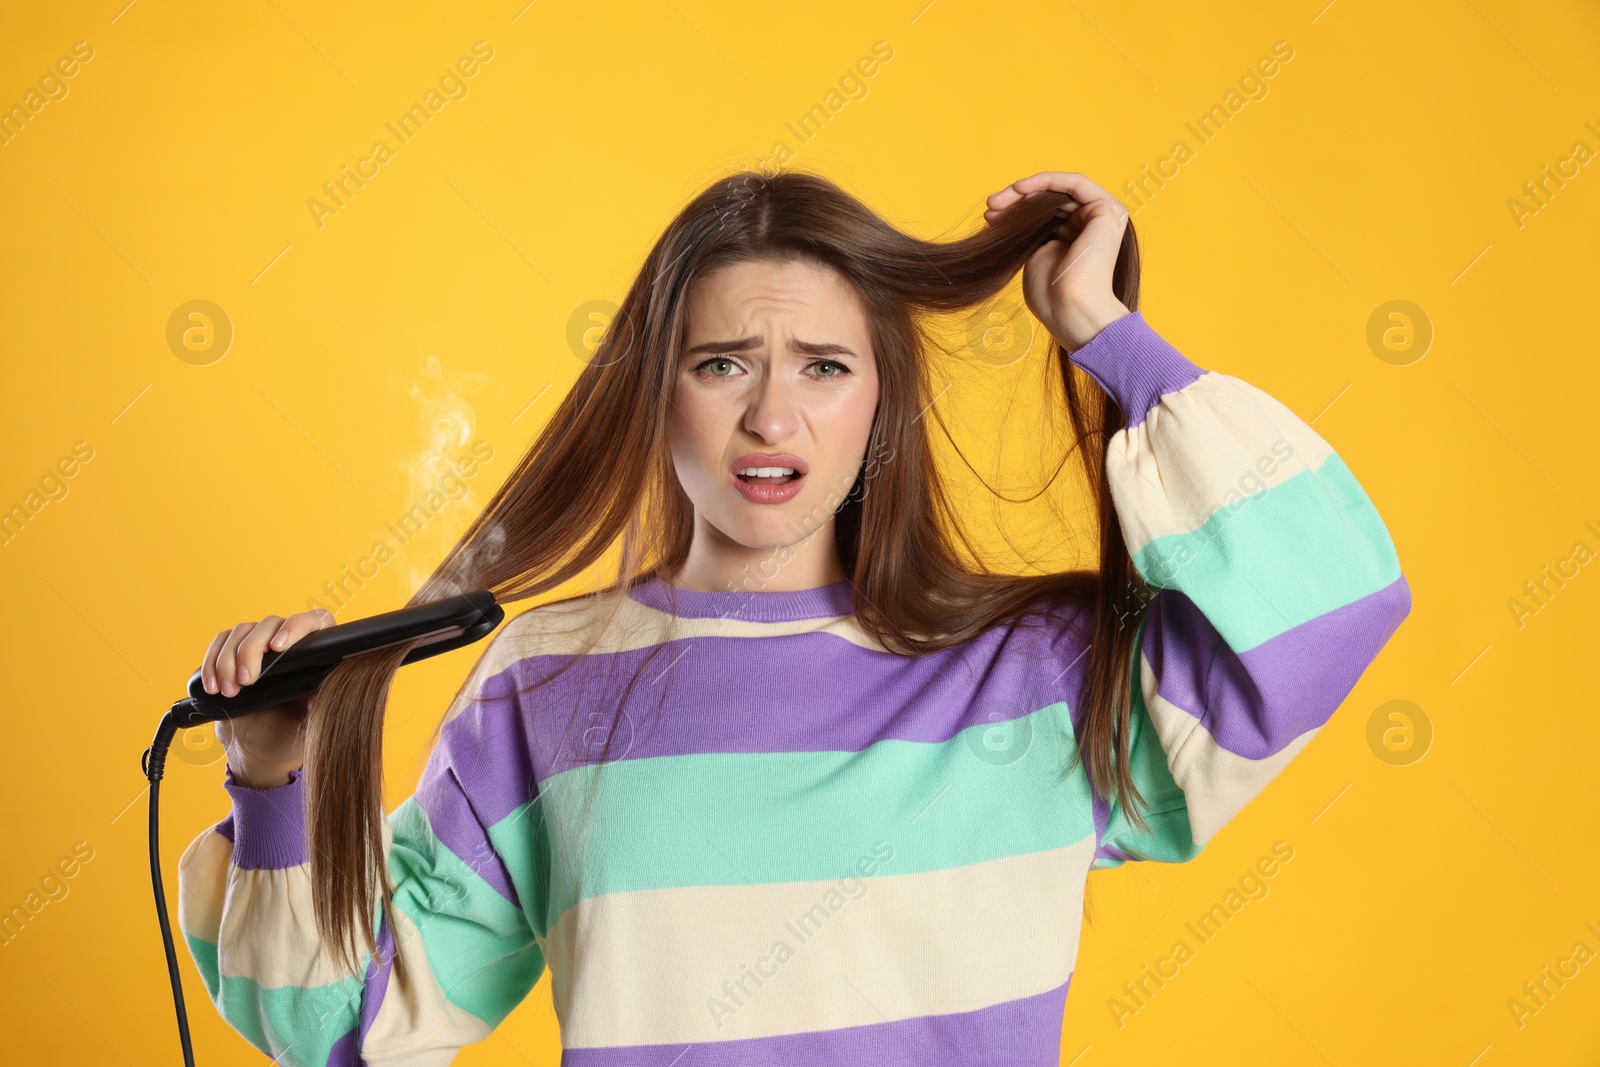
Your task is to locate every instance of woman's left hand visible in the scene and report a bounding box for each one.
[983,171,1132,352]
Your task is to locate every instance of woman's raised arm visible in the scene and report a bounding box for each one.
[1067,310,1412,867]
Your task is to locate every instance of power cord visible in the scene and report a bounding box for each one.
[143,707,197,1067]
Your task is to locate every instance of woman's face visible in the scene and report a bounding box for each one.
[668,257,879,576]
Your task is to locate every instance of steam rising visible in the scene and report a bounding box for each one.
[400,354,498,598]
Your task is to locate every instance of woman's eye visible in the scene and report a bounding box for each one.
[810,360,849,378]
[696,358,738,377]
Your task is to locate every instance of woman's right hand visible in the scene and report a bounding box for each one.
[201,609,335,788]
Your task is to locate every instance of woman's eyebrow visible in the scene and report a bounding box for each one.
[684,336,857,357]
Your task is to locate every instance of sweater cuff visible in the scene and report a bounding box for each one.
[223,765,309,870]
[1067,310,1206,429]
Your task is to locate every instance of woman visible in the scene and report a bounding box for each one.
[177,169,1410,1066]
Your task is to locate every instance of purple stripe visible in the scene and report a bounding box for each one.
[1145,574,1413,759]
[212,813,234,843]
[414,744,525,906]
[318,921,393,1067]
[626,577,856,621]
[321,908,396,1065]
[357,912,396,1053]
[442,606,1094,831]
[1066,310,1206,429]
[1091,786,1111,861]
[559,977,1071,1066]
[325,1027,360,1066]
[223,767,308,870]
[1094,840,1139,866]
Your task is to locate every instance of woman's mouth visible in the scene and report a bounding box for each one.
[732,465,805,503]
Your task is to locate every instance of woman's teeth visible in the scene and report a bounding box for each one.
[738,467,798,484]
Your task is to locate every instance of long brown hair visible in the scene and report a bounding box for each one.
[301,167,1156,982]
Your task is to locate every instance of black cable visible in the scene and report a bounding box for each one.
[145,708,197,1067]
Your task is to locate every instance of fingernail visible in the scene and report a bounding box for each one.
[239,666,250,683]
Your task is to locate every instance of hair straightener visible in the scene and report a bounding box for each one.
[142,591,504,1066]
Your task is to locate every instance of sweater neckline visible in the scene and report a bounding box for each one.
[625,575,856,622]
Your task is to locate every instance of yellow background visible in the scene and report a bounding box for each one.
[3,0,1597,1063]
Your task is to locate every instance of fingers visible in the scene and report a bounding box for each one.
[988,198,1087,226]
[269,608,334,651]
[985,171,1080,212]
[1014,171,1112,202]
[204,609,335,697]
[984,171,1120,220]
[212,622,256,698]
[201,629,229,695]
[235,616,289,689]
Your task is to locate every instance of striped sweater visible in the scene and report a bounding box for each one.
[177,310,1411,1066]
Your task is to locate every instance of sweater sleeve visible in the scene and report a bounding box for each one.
[174,628,548,1065]
[1065,310,1411,869]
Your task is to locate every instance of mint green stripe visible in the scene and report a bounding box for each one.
[1131,451,1402,651]
[184,933,220,1001]
[1103,808,1201,865]
[387,798,544,1028]
[494,701,1098,924]
[214,971,362,1067]
[486,799,553,939]
[1100,615,1201,866]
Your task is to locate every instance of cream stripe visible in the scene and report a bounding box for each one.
[545,835,1095,1049]
[1108,373,1337,553]
[218,863,344,985]
[176,827,232,944]
[217,819,395,987]
[362,899,493,1063]
[1139,649,1318,847]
